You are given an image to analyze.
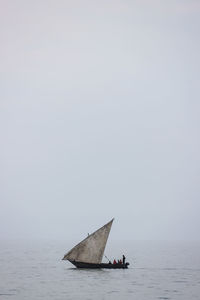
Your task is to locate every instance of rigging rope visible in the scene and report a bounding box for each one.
[104,254,110,262]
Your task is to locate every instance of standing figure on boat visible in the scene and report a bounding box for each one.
[122,255,126,265]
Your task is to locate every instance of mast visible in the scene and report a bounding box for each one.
[62,219,114,264]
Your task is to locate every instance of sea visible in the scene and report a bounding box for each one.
[0,240,200,300]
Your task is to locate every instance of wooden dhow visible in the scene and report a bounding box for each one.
[62,219,129,269]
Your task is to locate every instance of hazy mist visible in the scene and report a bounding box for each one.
[1,0,200,242]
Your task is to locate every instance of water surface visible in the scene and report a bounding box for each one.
[0,240,199,299]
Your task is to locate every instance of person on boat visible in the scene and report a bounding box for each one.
[113,259,117,264]
[122,255,126,264]
[119,259,122,264]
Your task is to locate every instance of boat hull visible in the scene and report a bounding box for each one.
[69,260,129,269]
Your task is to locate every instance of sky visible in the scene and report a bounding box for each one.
[0,0,200,242]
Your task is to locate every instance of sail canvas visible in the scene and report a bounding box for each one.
[62,219,113,264]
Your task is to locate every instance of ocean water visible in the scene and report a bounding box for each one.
[0,240,200,299]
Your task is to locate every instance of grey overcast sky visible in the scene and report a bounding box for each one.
[0,0,200,241]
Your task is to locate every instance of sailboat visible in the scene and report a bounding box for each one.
[62,218,129,269]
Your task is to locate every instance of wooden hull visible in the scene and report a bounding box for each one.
[69,260,129,269]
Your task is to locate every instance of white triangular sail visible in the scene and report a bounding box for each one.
[62,219,114,264]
